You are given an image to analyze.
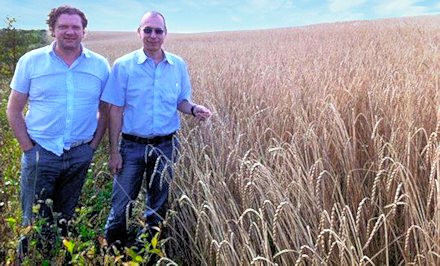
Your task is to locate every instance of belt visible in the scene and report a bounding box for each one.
[30,139,91,148]
[122,133,175,145]
[70,139,92,148]
[65,139,93,150]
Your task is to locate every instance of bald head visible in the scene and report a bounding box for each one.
[140,11,167,32]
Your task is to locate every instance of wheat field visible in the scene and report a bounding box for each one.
[84,16,440,265]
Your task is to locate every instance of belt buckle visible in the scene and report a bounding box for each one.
[144,136,156,144]
[70,139,91,148]
[135,136,148,143]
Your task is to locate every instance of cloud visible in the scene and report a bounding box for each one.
[291,8,365,26]
[230,16,242,22]
[246,0,275,10]
[435,2,440,9]
[0,2,51,29]
[374,0,428,17]
[180,0,237,10]
[328,0,367,12]
[240,0,295,12]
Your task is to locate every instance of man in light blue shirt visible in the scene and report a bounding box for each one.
[6,5,109,255]
[101,11,211,249]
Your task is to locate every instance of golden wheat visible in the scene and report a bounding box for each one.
[84,15,440,265]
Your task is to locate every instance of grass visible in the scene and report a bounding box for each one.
[1,15,440,264]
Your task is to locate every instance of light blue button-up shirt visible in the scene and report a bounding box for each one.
[101,49,191,137]
[10,42,110,156]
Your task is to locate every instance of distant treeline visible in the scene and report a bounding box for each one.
[0,18,48,78]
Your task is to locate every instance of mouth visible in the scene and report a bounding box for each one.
[64,35,77,40]
[147,39,160,43]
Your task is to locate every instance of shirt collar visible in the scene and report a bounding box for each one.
[164,52,175,65]
[136,48,174,65]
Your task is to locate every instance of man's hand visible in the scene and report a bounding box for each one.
[193,104,212,121]
[109,152,123,175]
[22,140,35,152]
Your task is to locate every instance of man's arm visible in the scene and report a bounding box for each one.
[108,104,123,175]
[89,101,109,150]
[178,100,212,121]
[6,90,34,151]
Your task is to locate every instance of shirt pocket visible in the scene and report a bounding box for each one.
[74,72,102,102]
[29,73,66,100]
[159,78,180,106]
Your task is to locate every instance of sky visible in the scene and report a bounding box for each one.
[1,0,440,33]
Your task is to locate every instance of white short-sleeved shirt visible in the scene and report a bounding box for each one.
[101,49,191,137]
[10,42,110,155]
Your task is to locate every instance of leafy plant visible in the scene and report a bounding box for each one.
[0,17,47,78]
[0,17,48,263]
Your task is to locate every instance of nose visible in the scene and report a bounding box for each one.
[65,27,75,35]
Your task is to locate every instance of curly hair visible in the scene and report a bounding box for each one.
[47,5,88,36]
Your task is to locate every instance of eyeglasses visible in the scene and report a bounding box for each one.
[142,27,165,35]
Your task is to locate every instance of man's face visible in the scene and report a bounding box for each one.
[53,14,84,52]
[138,14,166,54]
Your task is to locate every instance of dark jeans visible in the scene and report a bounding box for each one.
[105,137,179,246]
[20,142,95,229]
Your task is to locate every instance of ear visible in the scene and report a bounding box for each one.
[49,27,55,38]
[137,27,141,38]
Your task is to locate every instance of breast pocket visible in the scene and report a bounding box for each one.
[74,72,102,101]
[160,79,180,107]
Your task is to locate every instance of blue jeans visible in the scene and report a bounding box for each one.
[20,142,95,228]
[105,137,179,245]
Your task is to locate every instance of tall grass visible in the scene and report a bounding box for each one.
[155,16,438,265]
[1,15,439,264]
[0,78,23,261]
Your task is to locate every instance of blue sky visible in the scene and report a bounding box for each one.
[1,0,440,33]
